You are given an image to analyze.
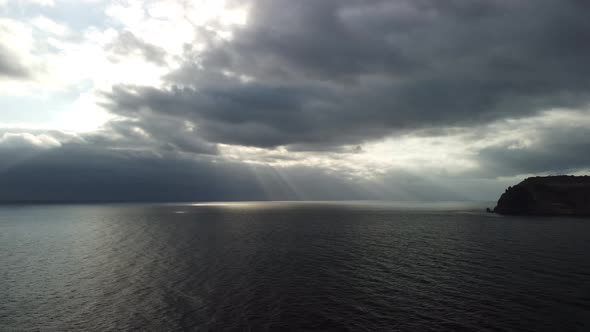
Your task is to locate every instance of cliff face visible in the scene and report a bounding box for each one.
[493,176,590,216]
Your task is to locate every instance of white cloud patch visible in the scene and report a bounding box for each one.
[0,132,61,148]
[31,0,55,6]
[31,16,69,36]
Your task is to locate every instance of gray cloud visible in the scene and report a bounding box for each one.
[476,126,590,177]
[0,137,512,202]
[3,0,589,202]
[98,117,219,155]
[103,0,590,153]
[106,31,168,65]
[0,142,372,202]
[0,44,30,78]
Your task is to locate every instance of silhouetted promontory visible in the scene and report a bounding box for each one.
[492,176,590,216]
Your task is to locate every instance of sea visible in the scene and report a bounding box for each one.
[1,201,589,331]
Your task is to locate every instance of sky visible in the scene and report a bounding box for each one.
[0,0,589,202]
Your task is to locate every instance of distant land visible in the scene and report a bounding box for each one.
[492,176,590,216]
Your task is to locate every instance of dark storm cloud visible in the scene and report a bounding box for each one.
[0,142,370,202]
[103,0,590,152]
[0,128,514,202]
[0,135,512,202]
[104,83,357,147]
[98,117,219,155]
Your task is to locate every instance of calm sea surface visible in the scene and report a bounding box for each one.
[1,202,589,331]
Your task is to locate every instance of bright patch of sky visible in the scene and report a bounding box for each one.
[0,0,246,132]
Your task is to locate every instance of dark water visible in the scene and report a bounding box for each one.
[1,202,590,331]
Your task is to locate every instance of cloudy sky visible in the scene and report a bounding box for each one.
[1,0,589,202]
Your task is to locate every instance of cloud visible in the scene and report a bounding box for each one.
[0,129,72,171]
[0,19,34,79]
[26,0,55,6]
[31,16,69,36]
[103,0,590,153]
[0,132,61,148]
[105,31,167,65]
[96,117,219,155]
[475,116,590,177]
[0,135,515,202]
[0,142,370,202]
[0,46,30,78]
[0,0,589,202]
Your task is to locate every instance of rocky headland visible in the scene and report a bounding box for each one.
[492,176,590,216]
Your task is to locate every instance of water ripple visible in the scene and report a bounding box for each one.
[1,203,590,331]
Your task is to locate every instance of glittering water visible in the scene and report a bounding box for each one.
[1,202,590,331]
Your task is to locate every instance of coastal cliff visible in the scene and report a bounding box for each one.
[493,176,590,216]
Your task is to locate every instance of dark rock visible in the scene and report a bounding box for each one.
[493,175,590,216]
